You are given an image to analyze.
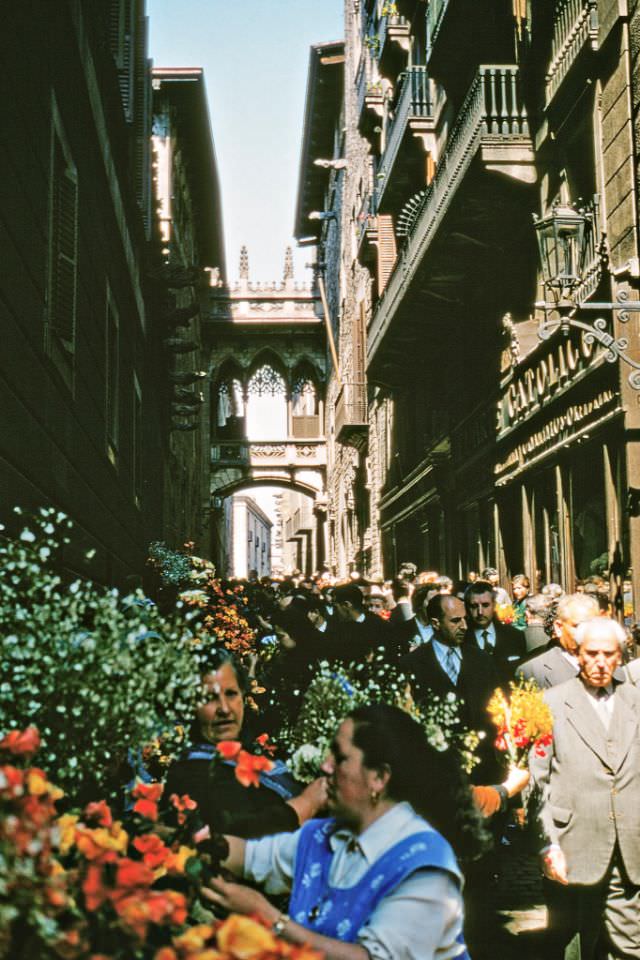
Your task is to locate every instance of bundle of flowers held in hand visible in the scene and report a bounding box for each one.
[283,659,482,781]
[488,678,553,768]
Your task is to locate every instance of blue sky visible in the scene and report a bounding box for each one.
[148,0,343,283]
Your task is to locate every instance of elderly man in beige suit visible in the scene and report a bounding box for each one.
[529,617,640,959]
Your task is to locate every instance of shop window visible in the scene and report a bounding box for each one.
[533,474,561,588]
[571,448,607,580]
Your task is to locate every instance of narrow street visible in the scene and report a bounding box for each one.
[2,2,640,958]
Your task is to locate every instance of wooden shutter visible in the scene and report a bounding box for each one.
[376,214,397,295]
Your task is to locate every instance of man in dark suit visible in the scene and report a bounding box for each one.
[464,580,525,679]
[529,617,640,958]
[400,593,501,773]
[517,593,599,689]
[328,582,408,663]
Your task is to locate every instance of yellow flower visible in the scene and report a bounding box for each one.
[166,844,197,875]
[173,924,215,951]
[55,814,79,855]
[217,915,278,959]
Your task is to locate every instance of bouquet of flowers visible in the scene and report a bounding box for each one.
[495,602,515,624]
[281,659,482,781]
[488,678,553,769]
[1,726,302,960]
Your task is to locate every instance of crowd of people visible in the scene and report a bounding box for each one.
[165,563,640,960]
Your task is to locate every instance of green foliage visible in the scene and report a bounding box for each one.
[0,508,205,804]
[148,540,195,587]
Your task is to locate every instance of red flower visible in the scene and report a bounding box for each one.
[170,792,197,812]
[170,792,197,825]
[114,857,155,890]
[0,764,25,797]
[84,800,113,828]
[133,798,159,822]
[133,833,171,869]
[235,751,273,788]
[131,781,163,802]
[216,740,242,760]
[0,726,40,755]
[495,735,508,753]
[82,864,108,911]
[254,734,276,757]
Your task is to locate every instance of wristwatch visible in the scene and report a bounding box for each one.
[272,913,290,937]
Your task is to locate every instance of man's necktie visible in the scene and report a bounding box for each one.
[444,647,459,685]
[481,629,491,651]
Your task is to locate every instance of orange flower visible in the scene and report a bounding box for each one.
[82,863,108,911]
[133,834,171,870]
[165,844,196,875]
[0,726,40,755]
[84,800,113,827]
[132,781,164,802]
[217,914,278,959]
[114,857,155,890]
[172,924,215,952]
[154,950,178,960]
[75,822,128,862]
[216,740,242,760]
[235,751,273,789]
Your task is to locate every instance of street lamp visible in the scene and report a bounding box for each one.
[534,199,640,388]
[533,202,589,297]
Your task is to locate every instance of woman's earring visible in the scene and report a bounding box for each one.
[370,790,380,806]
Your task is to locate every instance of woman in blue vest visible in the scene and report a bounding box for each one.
[203,703,487,960]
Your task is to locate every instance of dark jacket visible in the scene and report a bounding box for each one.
[400,641,504,784]
[464,620,526,682]
[164,751,300,839]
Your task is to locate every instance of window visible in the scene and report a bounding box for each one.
[132,373,142,507]
[46,98,78,388]
[105,283,120,465]
[109,0,134,121]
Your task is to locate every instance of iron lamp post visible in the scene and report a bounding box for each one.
[534,202,640,389]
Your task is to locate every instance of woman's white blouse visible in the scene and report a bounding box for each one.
[244,801,467,960]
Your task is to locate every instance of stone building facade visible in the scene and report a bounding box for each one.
[298,0,640,609]
[0,2,225,583]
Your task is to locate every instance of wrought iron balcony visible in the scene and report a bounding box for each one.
[369,64,534,364]
[335,382,368,448]
[546,0,598,104]
[426,0,450,59]
[373,66,434,212]
[356,192,378,265]
[377,14,411,78]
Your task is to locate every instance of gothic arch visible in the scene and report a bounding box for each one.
[246,349,289,394]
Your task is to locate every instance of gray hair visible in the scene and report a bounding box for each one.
[556,592,599,623]
[574,617,627,652]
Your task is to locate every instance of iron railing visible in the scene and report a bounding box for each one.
[335,382,368,442]
[369,64,530,361]
[426,0,450,59]
[546,0,598,102]
[374,66,433,210]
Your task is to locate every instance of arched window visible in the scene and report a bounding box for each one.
[217,378,244,428]
[246,364,287,439]
[292,376,318,416]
